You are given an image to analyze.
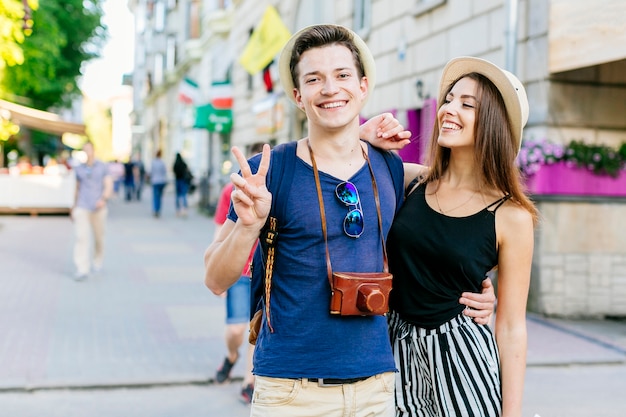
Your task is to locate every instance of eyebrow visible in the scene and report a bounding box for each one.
[447,92,477,100]
[302,67,354,78]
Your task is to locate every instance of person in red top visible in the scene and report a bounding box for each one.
[212,143,264,403]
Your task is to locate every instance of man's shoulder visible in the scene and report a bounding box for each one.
[367,145,403,174]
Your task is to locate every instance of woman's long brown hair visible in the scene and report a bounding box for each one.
[423,72,539,226]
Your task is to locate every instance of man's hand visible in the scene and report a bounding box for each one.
[460,278,496,325]
[230,144,272,230]
[359,112,412,150]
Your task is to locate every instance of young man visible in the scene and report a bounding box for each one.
[72,140,113,281]
[204,25,493,416]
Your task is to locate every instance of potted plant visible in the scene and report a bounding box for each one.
[516,139,626,197]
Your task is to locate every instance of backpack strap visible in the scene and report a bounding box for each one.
[249,141,298,325]
[376,146,405,213]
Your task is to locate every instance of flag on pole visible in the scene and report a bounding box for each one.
[239,5,291,75]
[262,61,274,93]
[178,77,200,104]
[210,81,233,109]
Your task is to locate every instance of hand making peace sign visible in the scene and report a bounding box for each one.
[229,144,272,230]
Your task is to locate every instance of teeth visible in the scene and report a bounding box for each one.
[442,122,460,130]
[321,101,345,109]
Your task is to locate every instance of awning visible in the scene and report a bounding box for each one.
[0,99,87,136]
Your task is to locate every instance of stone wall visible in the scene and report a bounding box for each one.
[529,199,626,318]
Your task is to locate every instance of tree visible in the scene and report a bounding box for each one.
[0,0,38,69]
[0,0,107,110]
[0,0,107,166]
[0,0,38,163]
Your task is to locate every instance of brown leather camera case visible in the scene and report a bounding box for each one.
[330,272,392,316]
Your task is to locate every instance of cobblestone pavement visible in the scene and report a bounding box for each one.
[0,189,625,417]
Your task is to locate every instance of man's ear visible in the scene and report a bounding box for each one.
[360,76,369,100]
[294,89,305,110]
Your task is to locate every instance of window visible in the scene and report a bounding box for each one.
[154,0,166,32]
[188,0,201,39]
[166,36,177,71]
[412,0,446,17]
[353,0,372,38]
[154,53,164,85]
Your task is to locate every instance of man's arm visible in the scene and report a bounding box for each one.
[460,277,496,325]
[204,145,272,295]
[95,175,113,209]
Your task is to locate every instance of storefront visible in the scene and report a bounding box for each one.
[0,99,86,214]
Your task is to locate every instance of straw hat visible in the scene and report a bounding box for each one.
[278,24,376,109]
[439,56,529,151]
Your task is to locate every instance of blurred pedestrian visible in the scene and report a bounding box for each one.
[173,152,190,217]
[71,140,113,281]
[123,159,136,202]
[213,142,264,404]
[107,159,124,198]
[133,153,145,201]
[150,149,167,218]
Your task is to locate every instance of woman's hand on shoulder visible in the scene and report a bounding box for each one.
[360,113,412,150]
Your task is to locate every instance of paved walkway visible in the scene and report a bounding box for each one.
[0,188,625,416]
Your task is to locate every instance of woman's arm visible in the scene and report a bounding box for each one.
[494,204,534,417]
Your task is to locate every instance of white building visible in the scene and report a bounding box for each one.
[128,0,626,318]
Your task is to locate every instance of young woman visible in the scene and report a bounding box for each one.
[379,57,539,417]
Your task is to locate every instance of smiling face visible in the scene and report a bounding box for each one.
[436,76,478,152]
[293,43,368,133]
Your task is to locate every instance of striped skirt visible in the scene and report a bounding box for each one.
[388,311,502,417]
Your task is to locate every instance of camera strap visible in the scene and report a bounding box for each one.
[307,140,389,288]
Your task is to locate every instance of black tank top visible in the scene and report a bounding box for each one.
[387,182,509,329]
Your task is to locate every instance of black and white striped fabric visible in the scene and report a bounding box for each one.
[388,311,502,417]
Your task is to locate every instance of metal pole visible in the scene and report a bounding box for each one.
[505,0,519,73]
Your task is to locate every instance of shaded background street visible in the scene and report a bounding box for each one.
[0,191,625,416]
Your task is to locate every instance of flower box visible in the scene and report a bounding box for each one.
[525,162,626,197]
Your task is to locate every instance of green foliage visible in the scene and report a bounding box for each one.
[0,0,38,68]
[0,0,107,110]
[517,139,626,178]
[564,140,624,177]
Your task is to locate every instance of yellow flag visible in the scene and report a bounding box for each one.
[239,5,291,75]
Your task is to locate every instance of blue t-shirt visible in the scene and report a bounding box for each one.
[228,143,401,379]
[74,160,110,211]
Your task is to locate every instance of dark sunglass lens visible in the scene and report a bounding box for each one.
[336,182,359,205]
[344,209,364,237]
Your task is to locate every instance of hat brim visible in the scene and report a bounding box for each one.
[278,24,376,110]
[439,56,528,151]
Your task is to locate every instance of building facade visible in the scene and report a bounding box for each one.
[129,0,626,317]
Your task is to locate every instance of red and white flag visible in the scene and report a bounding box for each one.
[178,77,200,105]
[210,81,233,109]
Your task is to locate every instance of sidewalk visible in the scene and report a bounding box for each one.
[0,190,232,390]
[0,189,625,416]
